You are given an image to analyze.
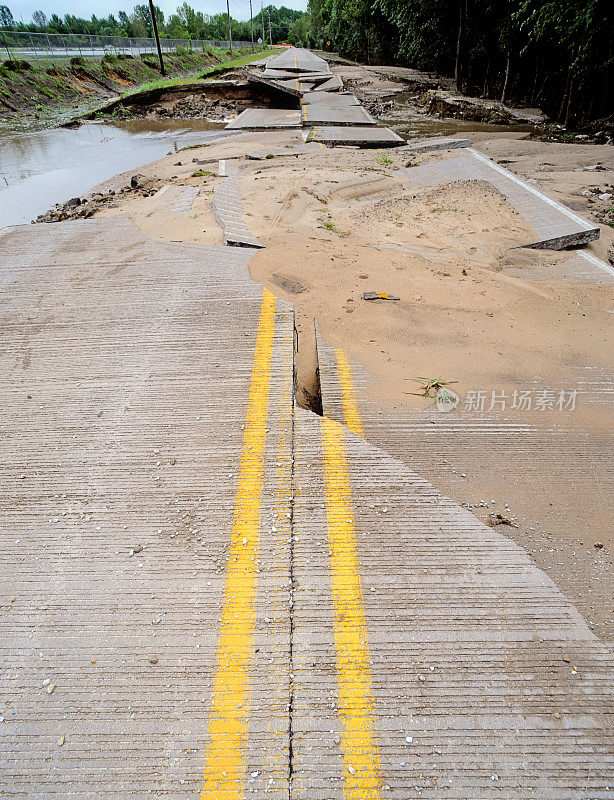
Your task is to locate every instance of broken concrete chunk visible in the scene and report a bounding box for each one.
[363,291,400,301]
[486,513,518,528]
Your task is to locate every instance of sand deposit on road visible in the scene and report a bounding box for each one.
[64,128,613,638]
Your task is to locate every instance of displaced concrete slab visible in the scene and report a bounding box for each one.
[504,248,614,284]
[301,92,360,106]
[266,46,328,73]
[403,136,472,152]
[246,71,302,98]
[0,217,293,798]
[302,103,376,126]
[213,175,263,247]
[307,125,404,147]
[292,402,614,799]
[312,75,343,92]
[401,148,599,249]
[156,183,199,215]
[274,78,315,95]
[262,68,331,80]
[226,108,302,130]
[269,71,332,85]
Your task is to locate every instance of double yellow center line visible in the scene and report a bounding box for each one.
[200,294,383,798]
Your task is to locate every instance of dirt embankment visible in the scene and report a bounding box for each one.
[0,47,264,125]
[83,76,280,124]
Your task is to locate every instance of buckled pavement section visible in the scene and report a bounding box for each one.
[0,217,293,798]
[291,407,613,799]
[1,195,612,800]
[265,47,329,74]
[239,47,402,146]
[314,336,614,593]
[213,172,264,248]
[401,148,599,249]
[307,126,404,147]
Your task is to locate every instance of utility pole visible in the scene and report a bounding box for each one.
[226,0,233,54]
[148,0,165,75]
[249,0,254,51]
[267,5,272,46]
[261,0,265,46]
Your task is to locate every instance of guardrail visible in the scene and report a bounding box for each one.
[0,30,255,60]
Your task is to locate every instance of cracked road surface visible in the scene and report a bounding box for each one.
[0,217,612,799]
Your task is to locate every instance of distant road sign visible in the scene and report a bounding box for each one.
[258,37,263,44]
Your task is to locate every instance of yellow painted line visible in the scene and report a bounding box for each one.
[321,417,383,799]
[334,349,364,437]
[200,288,277,800]
[263,306,294,784]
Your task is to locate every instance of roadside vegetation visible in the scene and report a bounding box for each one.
[0,44,272,118]
[302,0,613,128]
[0,4,305,48]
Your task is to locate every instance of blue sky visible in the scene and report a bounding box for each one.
[8,0,309,24]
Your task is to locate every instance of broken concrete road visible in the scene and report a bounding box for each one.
[234,45,402,145]
[0,215,612,799]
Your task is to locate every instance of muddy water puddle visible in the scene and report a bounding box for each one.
[0,119,228,227]
[381,97,536,138]
[0,103,538,228]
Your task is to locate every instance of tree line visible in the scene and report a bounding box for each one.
[302,0,613,126]
[0,3,306,46]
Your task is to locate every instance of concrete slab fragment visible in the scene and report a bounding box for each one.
[312,75,343,92]
[0,217,292,798]
[302,103,376,126]
[401,148,599,249]
[274,78,315,95]
[307,125,404,147]
[292,403,614,799]
[213,175,263,248]
[246,72,302,98]
[156,183,199,215]
[403,136,472,152]
[266,47,328,73]
[301,92,360,106]
[261,69,331,80]
[225,108,302,130]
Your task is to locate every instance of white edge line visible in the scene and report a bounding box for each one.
[468,148,597,231]
[577,249,614,277]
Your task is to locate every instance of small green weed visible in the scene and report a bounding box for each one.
[323,218,343,235]
[408,377,458,398]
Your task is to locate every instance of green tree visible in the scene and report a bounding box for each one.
[288,14,309,45]
[0,5,14,27]
[31,9,47,28]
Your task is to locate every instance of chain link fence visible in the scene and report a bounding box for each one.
[0,30,255,60]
